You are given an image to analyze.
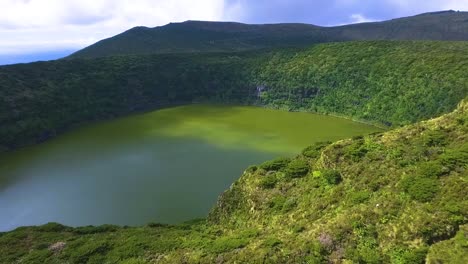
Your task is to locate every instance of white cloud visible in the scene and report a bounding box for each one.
[349,14,375,24]
[0,0,227,54]
[0,0,468,55]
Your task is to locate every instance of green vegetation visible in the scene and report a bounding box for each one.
[321,169,342,185]
[1,41,467,151]
[1,99,466,263]
[259,157,291,171]
[284,159,309,178]
[69,11,468,59]
[1,12,467,263]
[255,41,468,126]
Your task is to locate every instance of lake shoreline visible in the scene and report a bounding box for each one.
[0,101,387,155]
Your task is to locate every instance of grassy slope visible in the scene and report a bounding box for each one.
[0,100,466,264]
[1,41,467,151]
[68,11,468,59]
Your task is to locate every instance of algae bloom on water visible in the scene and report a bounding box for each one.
[0,105,381,231]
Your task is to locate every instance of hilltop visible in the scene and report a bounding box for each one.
[68,10,468,59]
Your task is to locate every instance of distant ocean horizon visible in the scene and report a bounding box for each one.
[0,49,76,65]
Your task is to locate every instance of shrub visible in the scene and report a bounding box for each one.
[417,161,449,178]
[322,169,342,185]
[245,165,258,173]
[268,196,286,212]
[147,222,170,228]
[36,222,69,232]
[259,174,278,189]
[211,237,249,253]
[285,159,309,178]
[345,140,368,162]
[263,237,282,247]
[302,141,331,158]
[349,190,371,204]
[120,258,148,264]
[401,176,439,202]
[68,240,111,263]
[282,198,297,212]
[400,247,428,264]
[292,225,306,233]
[422,130,447,147]
[356,245,383,264]
[440,145,468,169]
[259,157,291,171]
[72,225,119,235]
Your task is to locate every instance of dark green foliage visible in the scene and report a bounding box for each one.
[259,157,291,171]
[427,225,468,263]
[211,230,258,254]
[66,240,111,263]
[304,242,329,263]
[417,161,449,178]
[0,52,258,150]
[259,174,278,189]
[72,225,119,235]
[301,141,331,158]
[256,41,468,128]
[147,222,170,228]
[1,41,467,151]
[439,143,468,169]
[401,176,439,202]
[349,190,371,204]
[400,247,428,264]
[281,198,297,212]
[245,165,258,173]
[268,196,285,211]
[285,159,309,178]
[292,225,306,233]
[345,140,368,162]
[35,222,69,232]
[322,169,342,185]
[263,237,282,248]
[423,130,448,147]
[211,237,250,253]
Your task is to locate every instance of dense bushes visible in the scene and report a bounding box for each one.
[322,169,342,185]
[1,41,467,151]
[259,174,278,189]
[301,141,331,158]
[255,41,468,127]
[285,159,310,178]
[401,176,439,202]
[259,157,290,171]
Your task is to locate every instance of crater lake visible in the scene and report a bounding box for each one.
[0,105,382,231]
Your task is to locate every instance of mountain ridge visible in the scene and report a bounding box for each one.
[68,10,468,59]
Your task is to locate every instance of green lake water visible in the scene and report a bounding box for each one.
[0,105,381,231]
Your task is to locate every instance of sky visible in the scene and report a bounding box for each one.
[0,0,467,65]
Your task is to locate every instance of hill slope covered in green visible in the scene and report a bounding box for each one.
[1,99,466,263]
[68,11,468,59]
[1,41,467,151]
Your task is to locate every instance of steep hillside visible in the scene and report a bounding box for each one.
[1,41,467,151]
[1,99,466,263]
[68,11,468,59]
